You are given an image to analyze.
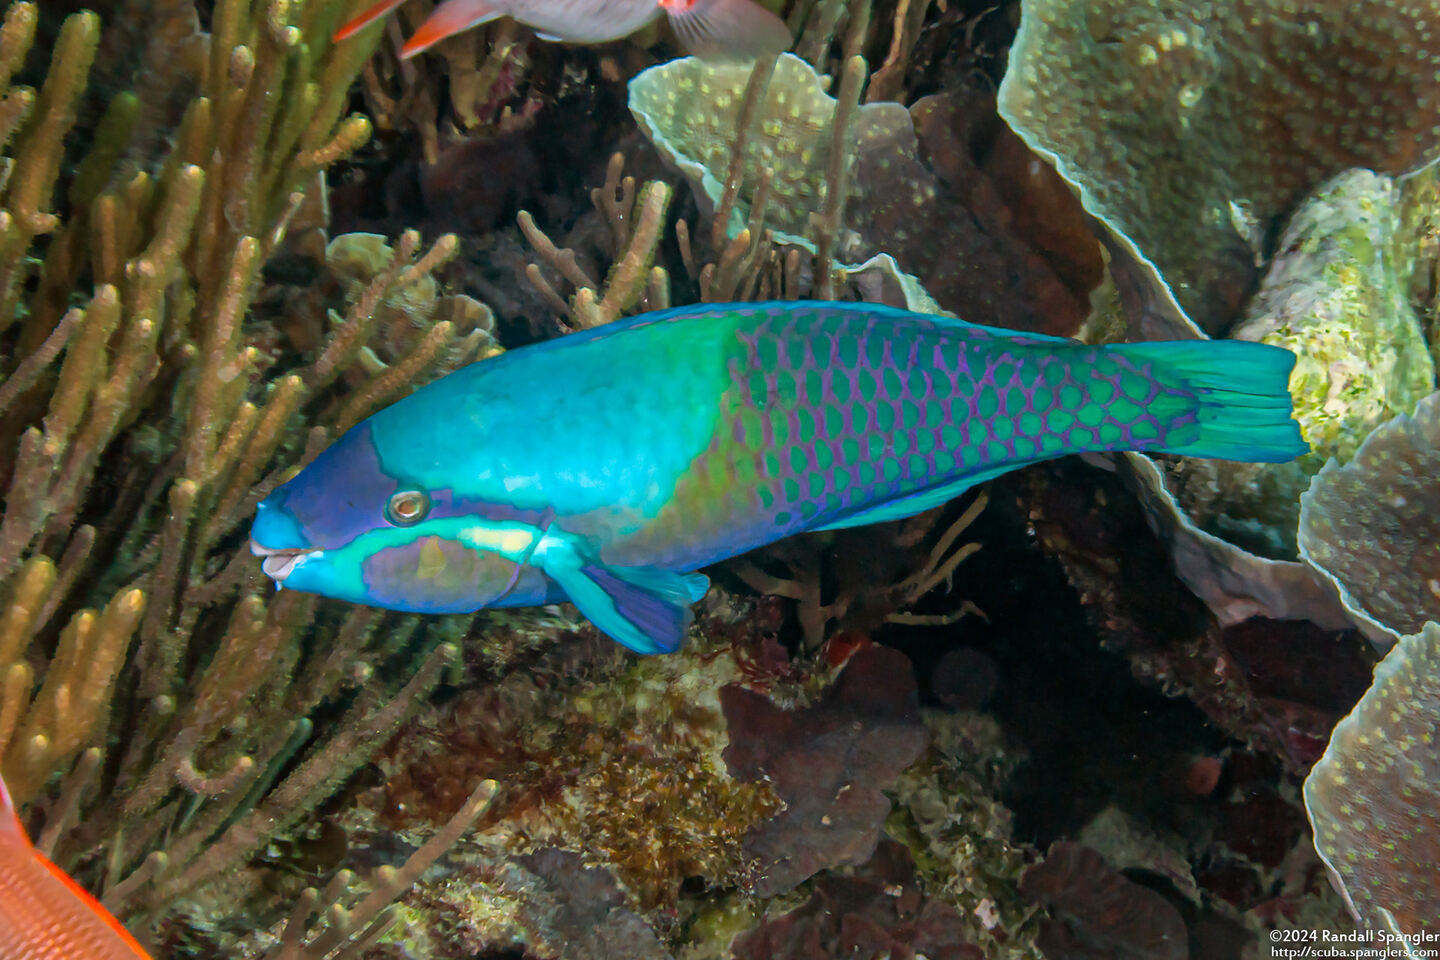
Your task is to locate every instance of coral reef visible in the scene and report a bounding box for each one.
[375,627,784,910]
[629,53,1098,332]
[4,0,1434,955]
[722,645,928,896]
[999,0,1440,336]
[1154,171,1435,560]
[1299,391,1440,646]
[1020,842,1187,960]
[1303,623,1440,937]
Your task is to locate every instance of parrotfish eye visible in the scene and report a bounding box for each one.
[385,489,431,526]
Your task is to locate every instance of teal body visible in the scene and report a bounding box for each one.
[250,301,1306,653]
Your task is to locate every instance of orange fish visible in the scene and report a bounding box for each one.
[335,0,791,60]
[0,774,151,959]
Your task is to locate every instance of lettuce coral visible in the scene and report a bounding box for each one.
[999,0,1440,335]
[628,54,1093,333]
[1303,622,1440,937]
[1299,391,1440,647]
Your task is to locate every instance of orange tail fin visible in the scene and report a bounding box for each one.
[334,0,410,41]
[400,0,501,57]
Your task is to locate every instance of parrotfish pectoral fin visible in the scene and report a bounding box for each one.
[1115,339,1309,462]
[334,0,411,41]
[400,0,502,57]
[665,0,792,60]
[540,540,709,654]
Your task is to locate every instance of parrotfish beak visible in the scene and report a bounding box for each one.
[250,495,319,584]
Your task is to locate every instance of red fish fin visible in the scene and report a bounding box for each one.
[664,0,790,60]
[400,0,501,58]
[0,773,153,957]
[37,856,154,957]
[334,0,410,41]
[0,772,27,844]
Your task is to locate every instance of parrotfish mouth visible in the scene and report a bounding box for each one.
[250,541,317,581]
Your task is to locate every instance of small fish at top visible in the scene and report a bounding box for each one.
[334,0,792,60]
[0,773,151,959]
[250,300,1307,655]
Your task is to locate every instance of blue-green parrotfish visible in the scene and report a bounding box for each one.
[250,301,1306,654]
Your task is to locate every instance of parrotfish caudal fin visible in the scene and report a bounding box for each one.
[662,0,791,60]
[400,0,501,57]
[1113,339,1308,462]
[333,0,410,41]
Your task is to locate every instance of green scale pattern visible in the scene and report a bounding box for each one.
[688,305,1189,542]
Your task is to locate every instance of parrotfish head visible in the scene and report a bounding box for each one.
[249,422,539,613]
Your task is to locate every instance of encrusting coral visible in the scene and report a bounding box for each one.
[1020,842,1186,960]
[998,0,1440,336]
[722,644,928,897]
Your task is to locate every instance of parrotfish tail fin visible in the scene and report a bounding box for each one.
[334,0,410,41]
[1113,339,1309,463]
[665,0,792,60]
[400,0,501,58]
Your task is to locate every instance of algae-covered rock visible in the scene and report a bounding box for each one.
[998,0,1440,335]
[721,645,928,897]
[1165,170,1437,557]
[1299,391,1440,648]
[1303,622,1440,937]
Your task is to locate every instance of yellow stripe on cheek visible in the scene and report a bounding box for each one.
[457,525,536,558]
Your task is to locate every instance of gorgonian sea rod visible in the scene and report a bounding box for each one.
[251,301,1307,653]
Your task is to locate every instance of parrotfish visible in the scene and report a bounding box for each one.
[335,0,791,60]
[0,773,151,959]
[250,301,1306,654]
